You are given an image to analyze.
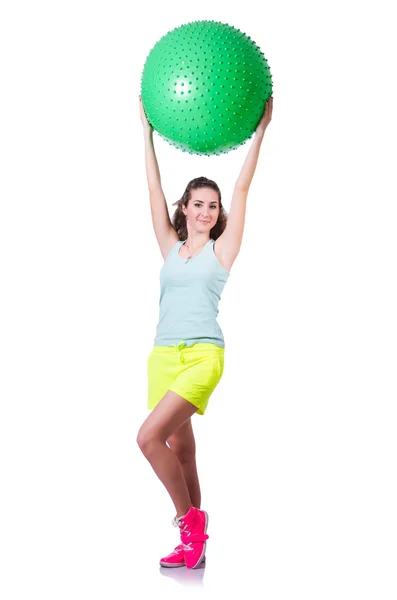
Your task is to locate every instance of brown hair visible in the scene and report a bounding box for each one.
[171,176,228,241]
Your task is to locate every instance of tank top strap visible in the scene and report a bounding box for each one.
[171,239,184,253]
[204,238,214,255]
[205,238,215,257]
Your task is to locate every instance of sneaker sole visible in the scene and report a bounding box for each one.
[159,554,206,568]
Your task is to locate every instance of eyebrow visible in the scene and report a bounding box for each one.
[193,199,218,204]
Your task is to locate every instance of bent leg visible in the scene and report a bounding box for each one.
[136,390,198,517]
[167,419,201,509]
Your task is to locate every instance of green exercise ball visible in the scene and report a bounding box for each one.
[140,20,273,156]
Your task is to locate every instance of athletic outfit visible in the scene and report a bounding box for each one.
[147,237,229,568]
[147,238,229,415]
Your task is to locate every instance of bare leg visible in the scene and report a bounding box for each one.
[136,390,198,517]
[167,419,201,509]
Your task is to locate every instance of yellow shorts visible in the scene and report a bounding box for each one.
[147,341,225,416]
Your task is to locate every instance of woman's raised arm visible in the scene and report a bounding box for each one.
[215,97,273,263]
[234,96,273,191]
[139,96,177,258]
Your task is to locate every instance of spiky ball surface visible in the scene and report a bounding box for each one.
[141,20,273,155]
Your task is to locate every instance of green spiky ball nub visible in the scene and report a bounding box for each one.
[140,20,273,156]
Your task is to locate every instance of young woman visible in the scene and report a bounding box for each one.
[137,95,273,569]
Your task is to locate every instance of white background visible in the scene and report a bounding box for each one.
[1,0,396,598]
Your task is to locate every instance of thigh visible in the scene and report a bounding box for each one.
[167,418,196,457]
[139,389,198,443]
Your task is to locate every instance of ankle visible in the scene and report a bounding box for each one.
[175,505,192,519]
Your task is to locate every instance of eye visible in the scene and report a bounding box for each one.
[193,203,218,209]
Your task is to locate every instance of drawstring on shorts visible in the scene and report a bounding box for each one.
[173,340,187,363]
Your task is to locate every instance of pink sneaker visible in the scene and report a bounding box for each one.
[173,506,209,569]
[159,543,186,568]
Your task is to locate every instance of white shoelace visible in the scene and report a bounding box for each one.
[171,544,193,554]
[172,516,193,552]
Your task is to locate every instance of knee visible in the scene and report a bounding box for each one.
[136,427,155,456]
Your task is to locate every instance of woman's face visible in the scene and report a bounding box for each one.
[183,187,220,233]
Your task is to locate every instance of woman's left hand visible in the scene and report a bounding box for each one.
[255,96,273,136]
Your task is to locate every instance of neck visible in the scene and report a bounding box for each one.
[184,235,210,249]
[183,237,210,258]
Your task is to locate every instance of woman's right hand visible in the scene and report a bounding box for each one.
[139,95,153,133]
